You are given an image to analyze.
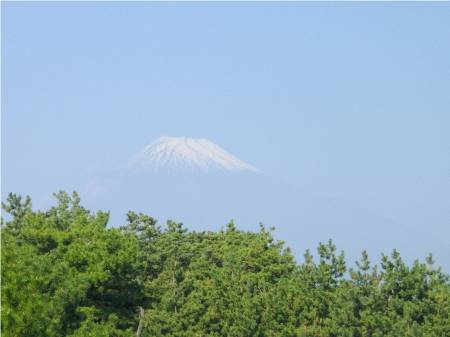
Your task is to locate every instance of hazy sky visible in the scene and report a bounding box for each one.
[3,3,449,262]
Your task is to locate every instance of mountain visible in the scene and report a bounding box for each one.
[80,138,449,270]
[129,136,259,172]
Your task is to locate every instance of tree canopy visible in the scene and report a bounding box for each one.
[2,192,449,336]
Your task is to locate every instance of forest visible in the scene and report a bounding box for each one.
[1,191,449,337]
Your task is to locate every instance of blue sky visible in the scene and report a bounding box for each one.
[3,3,449,266]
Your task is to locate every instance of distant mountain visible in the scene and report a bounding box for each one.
[80,139,448,270]
[129,136,259,173]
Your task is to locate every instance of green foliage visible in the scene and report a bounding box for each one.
[2,192,449,336]
[1,192,141,337]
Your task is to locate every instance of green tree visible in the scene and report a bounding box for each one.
[2,192,449,337]
[2,192,144,337]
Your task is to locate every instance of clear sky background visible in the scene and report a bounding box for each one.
[2,3,449,266]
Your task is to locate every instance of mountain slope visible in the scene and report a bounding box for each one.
[80,141,449,271]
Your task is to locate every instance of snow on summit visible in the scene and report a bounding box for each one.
[130,136,259,172]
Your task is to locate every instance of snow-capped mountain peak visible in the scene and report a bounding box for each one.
[130,136,260,172]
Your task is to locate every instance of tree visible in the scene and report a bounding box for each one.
[2,192,449,337]
[1,192,144,337]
